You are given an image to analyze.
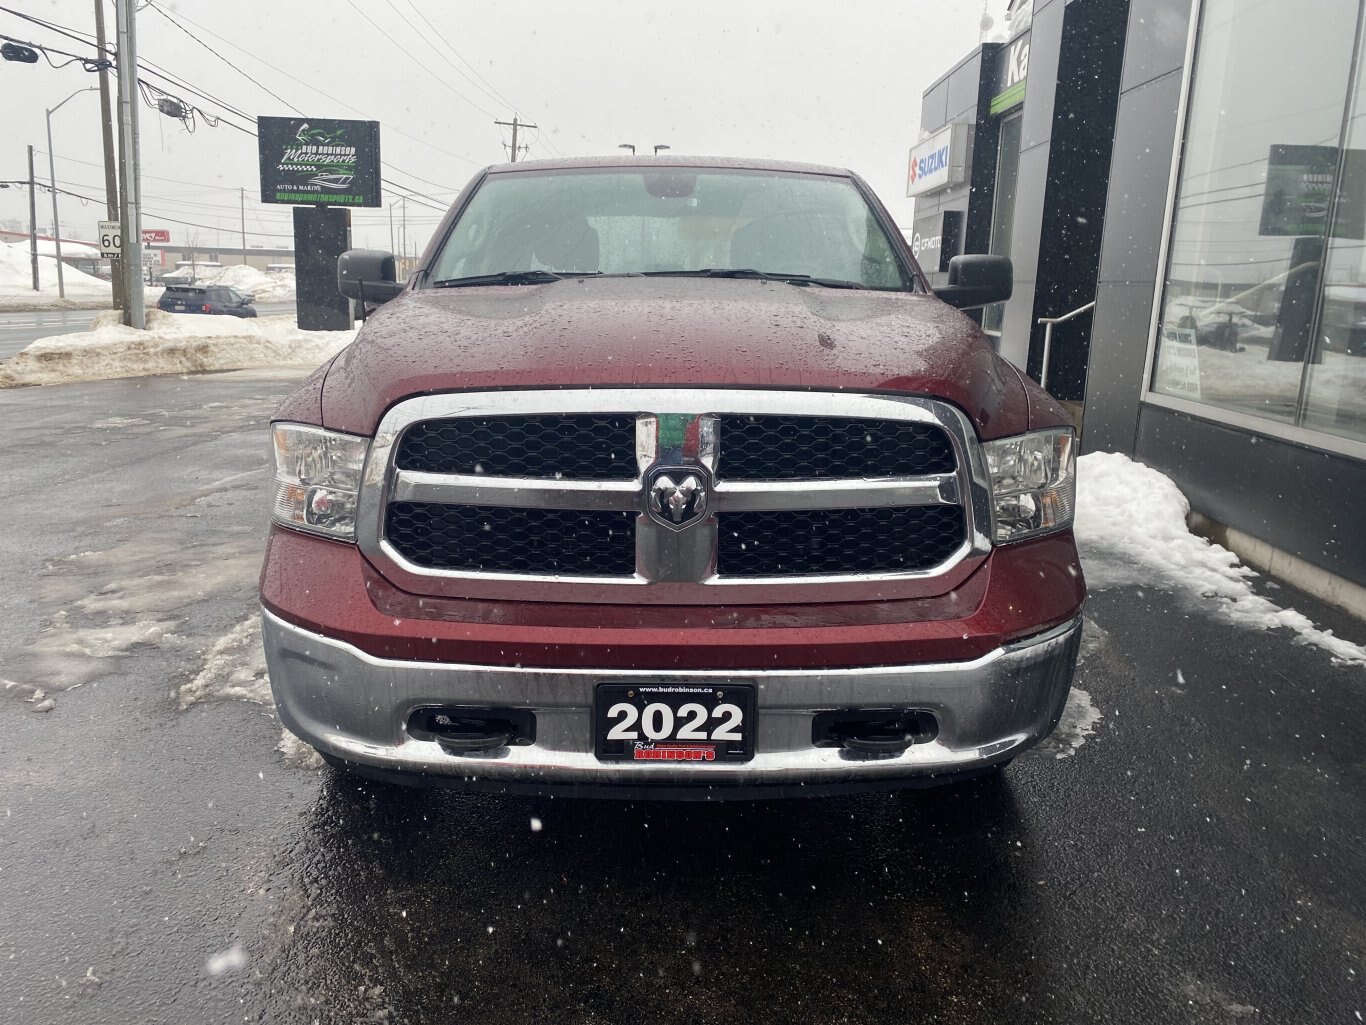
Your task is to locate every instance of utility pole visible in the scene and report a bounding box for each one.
[240,187,246,264]
[27,145,39,291]
[94,0,123,310]
[45,109,66,299]
[115,0,144,328]
[400,195,407,267]
[495,115,536,162]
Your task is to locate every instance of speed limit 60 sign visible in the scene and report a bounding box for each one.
[98,220,121,259]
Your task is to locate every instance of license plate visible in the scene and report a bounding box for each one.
[173,304,186,311]
[595,683,755,762]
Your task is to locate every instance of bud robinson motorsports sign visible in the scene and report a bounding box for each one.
[257,116,381,207]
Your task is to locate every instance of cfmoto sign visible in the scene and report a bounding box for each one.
[906,123,969,198]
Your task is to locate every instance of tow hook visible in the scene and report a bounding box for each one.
[407,707,537,754]
[812,708,939,755]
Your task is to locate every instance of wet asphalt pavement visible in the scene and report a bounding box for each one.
[1,370,1364,1024]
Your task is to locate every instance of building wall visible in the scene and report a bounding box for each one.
[1084,0,1193,453]
[915,0,1129,403]
[912,48,999,291]
[1084,0,1366,586]
[1020,0,1129,399]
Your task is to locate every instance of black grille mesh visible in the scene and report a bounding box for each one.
[716,415,955,480]
[386,503,636,575]
[396,415,637,479]
[717,507,964,577]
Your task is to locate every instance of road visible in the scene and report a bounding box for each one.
[0,302,297,359]
[1,368,1363,1024]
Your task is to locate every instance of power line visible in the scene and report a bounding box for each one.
[381,0,511,112]
[401,1,563,158]
[145,1,304,115]
[9,8,454,232]
[126,4,483,172]
[42,150,241,192]
[409,1,519,107]
[0,30,110,71]
[8,6,478,182]
[0,4,100,51]
[341,0,498,119]
[45,173,297,217]
[5,181,292,239]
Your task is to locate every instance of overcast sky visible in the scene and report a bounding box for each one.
[2,0,991,252]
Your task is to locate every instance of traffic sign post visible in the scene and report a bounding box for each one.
[98,220,121,259]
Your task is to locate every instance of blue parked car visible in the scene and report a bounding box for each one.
[158,283,258,318]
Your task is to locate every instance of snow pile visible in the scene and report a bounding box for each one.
[178,617,271,709]
[1074,452,1366,665]
[1031,687,1103,760]
[0,241,110,297]
[0,309,354,388]
[191,263,297,302]
[27,238,102,259]
[177,613,323,770]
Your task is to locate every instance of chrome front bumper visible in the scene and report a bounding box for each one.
[261,608,1082,797]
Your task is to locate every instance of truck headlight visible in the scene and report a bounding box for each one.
[983,428,1075,543]
[271,423,370,540]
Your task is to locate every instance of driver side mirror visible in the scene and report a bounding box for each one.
[933,255,1013,309]
[338,249,404,304]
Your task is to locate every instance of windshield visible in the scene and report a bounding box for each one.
[429,168,912,290]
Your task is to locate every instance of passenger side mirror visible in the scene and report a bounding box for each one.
[933,255,1013,309]
[338,249,404,304]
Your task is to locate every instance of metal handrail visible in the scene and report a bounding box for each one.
[1036,300,1095,391]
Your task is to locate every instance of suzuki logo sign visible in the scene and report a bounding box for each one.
[906,123,969,198]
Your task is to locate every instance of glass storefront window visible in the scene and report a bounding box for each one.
[1151,0,1366,446]
[1303,20,1366,444]
[983,112,1023,336]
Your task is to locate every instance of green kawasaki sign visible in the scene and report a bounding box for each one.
[990,32,1030,116]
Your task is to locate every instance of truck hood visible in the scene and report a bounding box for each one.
[319,276,1030,438]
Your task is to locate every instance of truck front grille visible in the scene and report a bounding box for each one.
[364,390,989,600]
[717,507,965,577]
[396,415,637,479]
[386,503,637,576]
[716,415,956,480]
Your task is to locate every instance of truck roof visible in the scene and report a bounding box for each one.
[483,155,855,177]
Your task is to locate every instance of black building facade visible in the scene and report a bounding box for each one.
[916,0,1366,599]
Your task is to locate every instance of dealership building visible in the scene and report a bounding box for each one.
[911,0,1366,606]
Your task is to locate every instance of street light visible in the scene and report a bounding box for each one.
[618,144,636,155]
[45,86,98,300]
[653,145,671,155]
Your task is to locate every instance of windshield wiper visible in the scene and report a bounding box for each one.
[642,267,781,281]
[641,268,864,289]
[782,275,865,290]
[432,270,565,288]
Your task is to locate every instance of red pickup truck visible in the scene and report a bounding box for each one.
[260,156,1084,798]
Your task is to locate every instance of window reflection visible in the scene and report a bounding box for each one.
[983,113,1023,336]
[1152,0,1362,438]
[1305,21,1366,444]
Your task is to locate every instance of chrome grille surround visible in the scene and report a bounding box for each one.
[357,389,995,605]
